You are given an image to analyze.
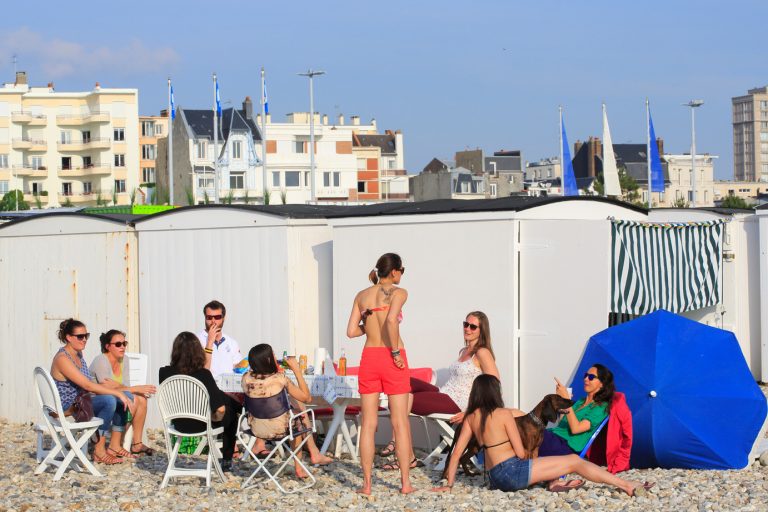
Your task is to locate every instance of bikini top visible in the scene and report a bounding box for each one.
[479,439,511,451]
[361,305,403,324]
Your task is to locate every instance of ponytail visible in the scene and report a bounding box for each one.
[368,253,403,284]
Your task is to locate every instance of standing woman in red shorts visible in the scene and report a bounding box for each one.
[346,252,414,495]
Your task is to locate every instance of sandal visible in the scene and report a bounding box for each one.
[108,447,135,459]
[381,457,424,471]
[93,451,124,465]
[378,440,396,457]
[549,479,585,493]
[130,442,155,456]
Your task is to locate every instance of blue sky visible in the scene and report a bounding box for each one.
[2,0,765,179]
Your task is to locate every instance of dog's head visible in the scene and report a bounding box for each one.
[540,394,574,424]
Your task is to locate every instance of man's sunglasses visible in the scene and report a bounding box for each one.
[72,333,90,341]
[111,341,129,348]
[583,373,599,381]
[462,321,479,331]
[206,314,224,321]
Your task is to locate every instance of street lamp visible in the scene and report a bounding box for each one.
[298,69,325,203]
[684,99,704,207]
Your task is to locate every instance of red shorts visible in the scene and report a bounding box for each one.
[358,347,411,395]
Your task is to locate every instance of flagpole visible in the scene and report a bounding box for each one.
[602,102,607,198]
[558,106,564,197]
[261,67,267,204]
[213,73,219,204]
[168,78,174,206]
[646,98,651,209]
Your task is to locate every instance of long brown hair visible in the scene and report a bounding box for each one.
[57,318,85,344]
[465,374,504,435]
[466,311,494,359]
[592,363,615,406]
[170,331,206,375]
[368,253,403,284]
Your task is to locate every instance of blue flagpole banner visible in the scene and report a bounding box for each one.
[649,112,665,193]
[610,219,725,315]
[170,85,176,120]
[561,116,578,196]
[263,77,269,115]
[215,80,222,116]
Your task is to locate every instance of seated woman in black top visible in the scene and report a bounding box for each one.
[159,331,239,472]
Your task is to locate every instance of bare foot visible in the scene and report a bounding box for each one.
[626,480,654,496]
[356,485,372,496]
[310,453,333,465]
[294,464,310,479]
[400,485,416,494]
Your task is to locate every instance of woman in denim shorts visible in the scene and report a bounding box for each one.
[434,375,653,496]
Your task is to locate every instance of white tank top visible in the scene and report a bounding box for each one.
[440,355,482,411]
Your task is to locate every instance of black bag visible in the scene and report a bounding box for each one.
[71,391,95,423]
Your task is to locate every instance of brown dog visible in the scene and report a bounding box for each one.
[441,393,573,478]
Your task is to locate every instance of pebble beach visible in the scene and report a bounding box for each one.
[3,386,767,512]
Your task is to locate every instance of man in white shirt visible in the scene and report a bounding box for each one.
[198,300,243,378]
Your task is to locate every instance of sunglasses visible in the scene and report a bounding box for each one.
[72,333,90,341]
[205,314,224,321]
[111,341,128,348]
[396,267,405,275]
[583,372,599,381]
[462,321,479,331]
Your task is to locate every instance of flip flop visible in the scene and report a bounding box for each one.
[379,440,396,457]
[549,479,585,493]
[381,457,424,471]
[130,442,155,456]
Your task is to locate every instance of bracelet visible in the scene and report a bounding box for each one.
[391,349,401,357]
[204,348,213,354]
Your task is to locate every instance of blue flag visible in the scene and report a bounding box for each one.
[648,112,665,193]
[170,85,176,121]
[263,76,269,115]
[561,115,578,196]
[215,79,222,116]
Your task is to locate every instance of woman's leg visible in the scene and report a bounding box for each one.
[90,394,118,460]
[357,392,381,495]
[129,394,148,446]
[388,392,415,494]
[384,378,429,455]
[530,454,645,496]
[107,392,133,456]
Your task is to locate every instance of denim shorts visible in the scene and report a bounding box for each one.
[488,456,532,492]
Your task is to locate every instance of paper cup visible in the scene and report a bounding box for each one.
[567,387,573,398]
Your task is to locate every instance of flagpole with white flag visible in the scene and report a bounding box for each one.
[168,78,174,205]
[602,103,621,197]
[213,73,220,203]
[261,67,268,203]
[559,106,564,196]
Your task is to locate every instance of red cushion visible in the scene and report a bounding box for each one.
[409,367,433,383]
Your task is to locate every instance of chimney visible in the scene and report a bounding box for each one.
[371,118,376,130]
[160,109,169,118]
[256,113,262,125]
[47,82,54,90]
[322,114,328,125]
[337,114,345,125]
[266,113,271,124]
[94,82,101,90]
[351,115,360,126]
[243,96,253,120]
[14,71,27,85]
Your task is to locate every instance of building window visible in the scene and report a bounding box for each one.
[142,167,155,183]
[323,171,340,187]
[31,182,43,195]
[0,180,8,194]
[81,130,91,143]
[83,156,92,168]
[83,182,92,194]
[232,141,242,159]
[62,182,73,196]
[285,171,300,187]
[141,144,156,159]
[196,141,207,159]
[113,128,125,141]
[357,181,366,193]
[114,179,126,193]
[141,121,155,137]
[388,158,396,170]
[304,171,310,187]
[704,191,708,203]
[272,172,280,188]
[31,156,44,170]
[357,159,367,170]
[198,177,214,188]
[230,173,244,189]
[61,157,72,170]
[155,124,162,136]
[0,154,7,168]
[60,130,71,144]
[490,183,497,197]
[114,154,125,167]
[294,141,306,154]
[688,190,693,202]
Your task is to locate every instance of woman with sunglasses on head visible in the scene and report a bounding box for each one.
[433,375,652,496]
[50,318,135,465]
[346,252,413,495]
[378,311,500,467]
[90,330,157,459]
[534,364,615,491]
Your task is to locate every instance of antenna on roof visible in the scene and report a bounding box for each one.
[12,54,17,75]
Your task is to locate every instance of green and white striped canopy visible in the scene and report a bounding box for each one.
[611,219,725,315]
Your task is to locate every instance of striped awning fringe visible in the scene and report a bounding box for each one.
[611,219,725,315]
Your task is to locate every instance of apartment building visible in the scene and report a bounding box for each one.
[0,72,139,207]
[352,130,407,201]
[137,113,168,203]
[661,153,716,207]
[713,181,766,205]
[456,149,524,198]
[732,86,768,182]
[410,158,487,201]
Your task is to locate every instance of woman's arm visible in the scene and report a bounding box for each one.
[385,289,408,368]
[502,409,527,459]
[346,295,365,338]
[475,348,500,379]
[562,406,592,434]
[54,354,133,412]
[284,357,311,403]
[433,417,474,491]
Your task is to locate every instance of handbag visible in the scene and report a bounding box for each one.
[71,391,95,423]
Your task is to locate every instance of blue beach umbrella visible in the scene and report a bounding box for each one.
[571,310,767,470]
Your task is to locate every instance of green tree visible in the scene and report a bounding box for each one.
[243,190,251,204]
[184,187,195,206]
[223,190,235,205]
[0,190,30,211]
[96,192,107,206]
[263,190,271,205]
[279,189,287,204]
[720,195,752,209]
[673,196,690,208]
[63,197,74,207]
[34,194,43,209]
[203,190,210,205]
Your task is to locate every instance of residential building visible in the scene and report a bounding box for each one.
[0,71,139,207]
[352,129,408,201]
[525,157,560,181]
[732,86,768,182]
[713,181,766,206]
[410,158,487,201]
[456,149,524,198]
[137,112,168,204]
[661,154,716,207]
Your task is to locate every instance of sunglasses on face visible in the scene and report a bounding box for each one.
[583,372,599,381]
[72,333,90,341]
[396,267,405,275]
[111,341,128,348]
[462,321,479,331]
[206,314,224,321]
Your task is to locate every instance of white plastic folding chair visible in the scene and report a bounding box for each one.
[32,366,104,481]
[240,390,317,494]
[121,352,148,451]
[421,413,457,470]
[156,375,225,488]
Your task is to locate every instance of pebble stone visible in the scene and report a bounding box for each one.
[4,385,766,511]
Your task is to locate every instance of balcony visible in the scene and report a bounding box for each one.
[24,193,49,204]
[11,111,48,125]
[56,111,110,125]
[316,187,349,198]
[12,165,49,177]
[57,137,111,151]
[58,164,113,177]
[58,192,102,204]
[12,138,47,151]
